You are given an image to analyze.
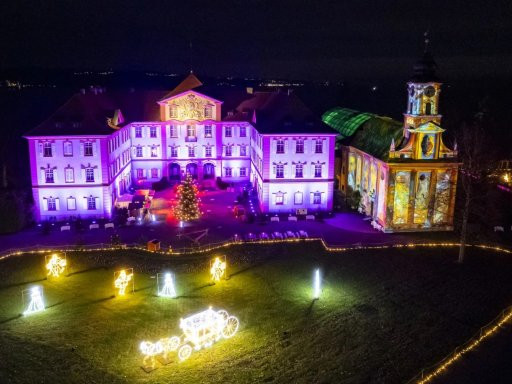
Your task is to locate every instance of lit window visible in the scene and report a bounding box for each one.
[170,147,178,157]
[84,142,93,156]
[188,146,195,157]
[225,146,232,156]
[240,167,246,177]
[294,192,303,205]
[187,125,196,137]
[151,145,158,157]
[313,192,321,204]
[296,140,304,154]
[87,196,96,210]
[225,126,232,137]
[63,141,73,156]
[65,168,74,183]
[205,146,212,157]
[315,140,323,154]
[137,169,144,178]
[169,125,177,138]
[205,125,212,138]
[276,140,284,154]
[135,127,142,138]
[295,163,303,178]
[67,197,76,210]
[151,168,158,178]
[276,164,284,178]
[170,105,177,118]
[204,106,212,118]
[43,143,53,157]
[314,164,322,178]
[240,145,247,156]
[240,126,246,137]
[45,169,54,183]
[150,126,157,138]
[225,167,232,177]
[86,168,95,183]
[275,193,284,205]
[136,146,143,158]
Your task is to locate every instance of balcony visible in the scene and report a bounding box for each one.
[185,136,197,142]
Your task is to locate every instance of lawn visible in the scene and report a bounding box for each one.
[1,242,512,383]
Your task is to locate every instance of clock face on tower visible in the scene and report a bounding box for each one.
[424,86,436,97]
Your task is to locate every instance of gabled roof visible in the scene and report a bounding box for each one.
[159,72,203,101]
[408,121,445,133]
[224,91,333,134]
[322,108,374,139]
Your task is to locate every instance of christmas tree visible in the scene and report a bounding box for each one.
[174,173,201,221]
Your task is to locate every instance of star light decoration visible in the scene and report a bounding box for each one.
[158,272,177,298]
[23,286,45,315]
[173,173,201,222]
[114,269,134,296]
[46,254,67,277]
[210,257,226,282]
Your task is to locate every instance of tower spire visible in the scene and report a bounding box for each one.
[423,30,430,53]
[189,41,194,74]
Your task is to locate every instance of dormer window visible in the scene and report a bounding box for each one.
[170,104,178,118]
[204,105,212,119]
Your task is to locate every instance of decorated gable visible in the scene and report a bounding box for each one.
[158,91,222,122]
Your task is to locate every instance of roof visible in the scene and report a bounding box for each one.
[25,89,166,137]
[323,107,403,160]
[410,51,440,83]
[160,72,203,100]
[225,91,333,134]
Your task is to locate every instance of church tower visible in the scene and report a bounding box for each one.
[403,33,442,136]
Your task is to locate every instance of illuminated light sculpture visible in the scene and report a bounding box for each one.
[210,257,226,282]
[158,272,177,298]
[114,268,134,296]
[313,268,321,299]
[23,286,45,315]
[139,340,163,371]
[45,253,67,277]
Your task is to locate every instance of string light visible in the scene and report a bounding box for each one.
[210,257,226,281]
[114,269,133,295]
[174,173,201,222]
[158,272,177,298]
[45,254,67,277]
[23,286,45,315]
[313,268,321,299]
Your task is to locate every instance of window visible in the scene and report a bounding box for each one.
[225,167,232,177]
[84,142,93,156]
[314,164,322,178]
[204,125,212,138]
[135,127,142,138]
[204,106,212,118]
[276,140,284,154]
[63,141,73,156]
[225,126,232,137]
[313,192,321,204]
[87,196,96,210]
[425,102,432,115]
[151,168,158,178]
[170,105,177,118]
[187,125,196,137]
[296,140,304,154]
[170,146,178,157]
[276,164,284,178]
[295,163,303,178]
[43,143,53,157]
[67,197,76,211]
[240,126,246,137]
[85,168,95,183]
[137,169,144,178]
[150,126,157,138]
[188,146,195,157]
[240,167,246,177]
[240,145,247,156]
[45,169,54,183]
[65,168,74,183]
[275,193,284,205]
[294,192,303,205]
[136,146,143,158]
[225,146,232,156]
[48,197,57,211]
[169,125,177,138]
[151,145,158,157]
[315,140,323,154]
[205,146,212,157]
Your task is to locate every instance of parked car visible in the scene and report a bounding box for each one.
[298,230,309,238]
[245,232,256,241]
[285,231,296,239]
[233,205,245,218]
[271,231,283,240]
[259,232,269,240]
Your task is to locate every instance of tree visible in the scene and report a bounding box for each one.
[174,173,201,222]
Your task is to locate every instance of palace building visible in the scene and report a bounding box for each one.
[25,74,336,221]
[324,48,459,232]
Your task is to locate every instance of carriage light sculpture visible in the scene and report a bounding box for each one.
[46,254,67,277]
[114,269,134,296]
[210,257,226,282]
[23,286,45,315]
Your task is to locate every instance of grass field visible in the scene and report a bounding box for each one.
[1,242,512,384]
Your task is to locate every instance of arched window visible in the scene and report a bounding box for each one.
[425,102,432,115]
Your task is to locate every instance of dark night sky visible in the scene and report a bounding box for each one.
[1,0,511,80]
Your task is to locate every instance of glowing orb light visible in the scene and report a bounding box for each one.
[23,286,45,315]
[158,272,177,298]
[313,268,321,299]
[114,269,133,296]
[210,257,226,282]
[46,254,67,277]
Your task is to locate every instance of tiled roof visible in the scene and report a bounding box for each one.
[160,72,203,100]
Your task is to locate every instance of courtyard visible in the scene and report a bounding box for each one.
[1,242,512,383]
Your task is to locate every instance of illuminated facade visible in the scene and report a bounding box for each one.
[25,74,335,221]
[332,48,459,232]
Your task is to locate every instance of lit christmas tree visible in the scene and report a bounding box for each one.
[174,173,201,221]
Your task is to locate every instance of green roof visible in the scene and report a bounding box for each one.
[322,108,374,138]
[322,107,403,160]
